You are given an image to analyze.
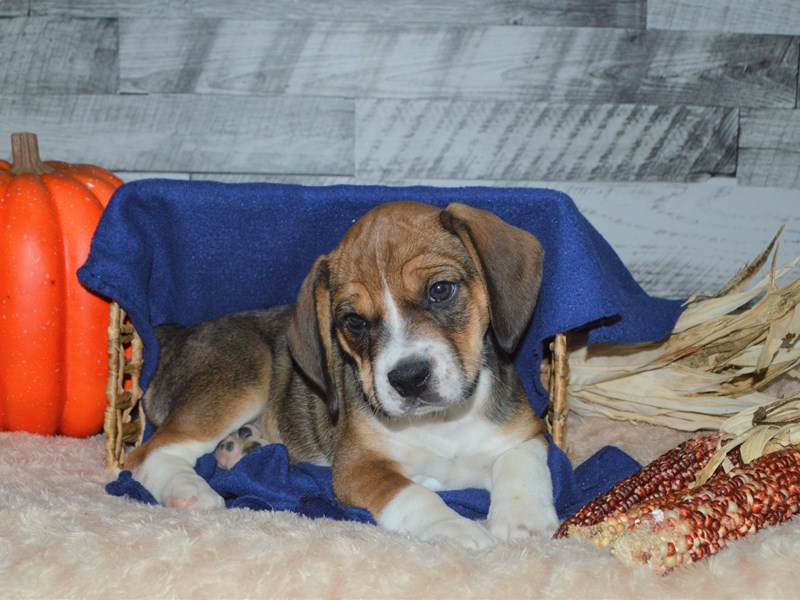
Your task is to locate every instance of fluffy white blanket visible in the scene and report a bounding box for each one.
[1,415,797,599]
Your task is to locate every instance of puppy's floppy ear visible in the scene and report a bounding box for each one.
[440,202,544,354]
[288,255,341,423]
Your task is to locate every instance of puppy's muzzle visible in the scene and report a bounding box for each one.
[387,358,431,400]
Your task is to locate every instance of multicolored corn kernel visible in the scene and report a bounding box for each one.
[555,433,730,538]
[570,446,800,575]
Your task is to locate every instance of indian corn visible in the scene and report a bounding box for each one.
[555,433,735,538]
[563,444,800,575]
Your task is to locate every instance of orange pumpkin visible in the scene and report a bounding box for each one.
[0,133,122,436]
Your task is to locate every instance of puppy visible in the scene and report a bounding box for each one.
[125,201,559,549]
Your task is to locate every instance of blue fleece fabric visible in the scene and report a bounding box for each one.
[106,437,640,522]
[79,179,681,522]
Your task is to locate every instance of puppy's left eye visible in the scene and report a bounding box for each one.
[427,281,458,304]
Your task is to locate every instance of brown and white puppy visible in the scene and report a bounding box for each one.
[125,201,558,549]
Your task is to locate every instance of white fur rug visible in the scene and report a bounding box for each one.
[2,414,798,599]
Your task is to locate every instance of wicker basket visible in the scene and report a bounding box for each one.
[103,301,570,470]
[104,302,145,469]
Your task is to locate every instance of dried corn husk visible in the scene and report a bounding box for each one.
[693,395,800,486]
[567,228,800,450]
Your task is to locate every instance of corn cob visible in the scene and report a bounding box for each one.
[555,433,735,538]
[568,446,800,575]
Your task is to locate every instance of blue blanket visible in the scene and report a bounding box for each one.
[107,435,640,523]
[79,179,683,521]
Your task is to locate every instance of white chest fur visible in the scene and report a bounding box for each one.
[372,370,527,491]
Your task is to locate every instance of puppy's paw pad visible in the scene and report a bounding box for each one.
[164,477,224,512]
[168,494,201,511]
[423,517,497,551]
[214,425,267,470]
[214,436,242,470]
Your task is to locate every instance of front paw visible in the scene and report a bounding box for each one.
[487,502,559,541]
[379,484,497,551]
[421,517,497,551]
[487,437,559,541]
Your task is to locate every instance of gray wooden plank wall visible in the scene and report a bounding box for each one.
[1,0,799,299]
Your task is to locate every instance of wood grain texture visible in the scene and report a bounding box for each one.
[0,0,27,16]
[0,94,354,174]
[33,0,644,27]
[115,172,192,182]
[0,17,117,94]
[112,176,800,299]
[648,0,800,35]
[356,100,737,182]
[119,20,798,108]
[561,180,800,298]
[739,109,800,188]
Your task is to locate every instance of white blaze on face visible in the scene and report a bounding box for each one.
[373,281,466,417]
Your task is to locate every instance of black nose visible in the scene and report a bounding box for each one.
[387,360,430,398]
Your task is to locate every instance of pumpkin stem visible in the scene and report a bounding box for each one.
[10,132,56,176]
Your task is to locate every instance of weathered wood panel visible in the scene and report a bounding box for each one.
[0,17,117,94]
[120,20,797,108]
[738,149,800,189]
[0,0,27,16]
[739,109,800,188]
[562,180,800,298]
[648,0,800,35]
[356,100,737,182]
[0,94,354,174]
[33,0,645,28]
[116,176,800,299]
[115,172,192,182]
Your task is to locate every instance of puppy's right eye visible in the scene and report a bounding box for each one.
[342,313,369,335]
